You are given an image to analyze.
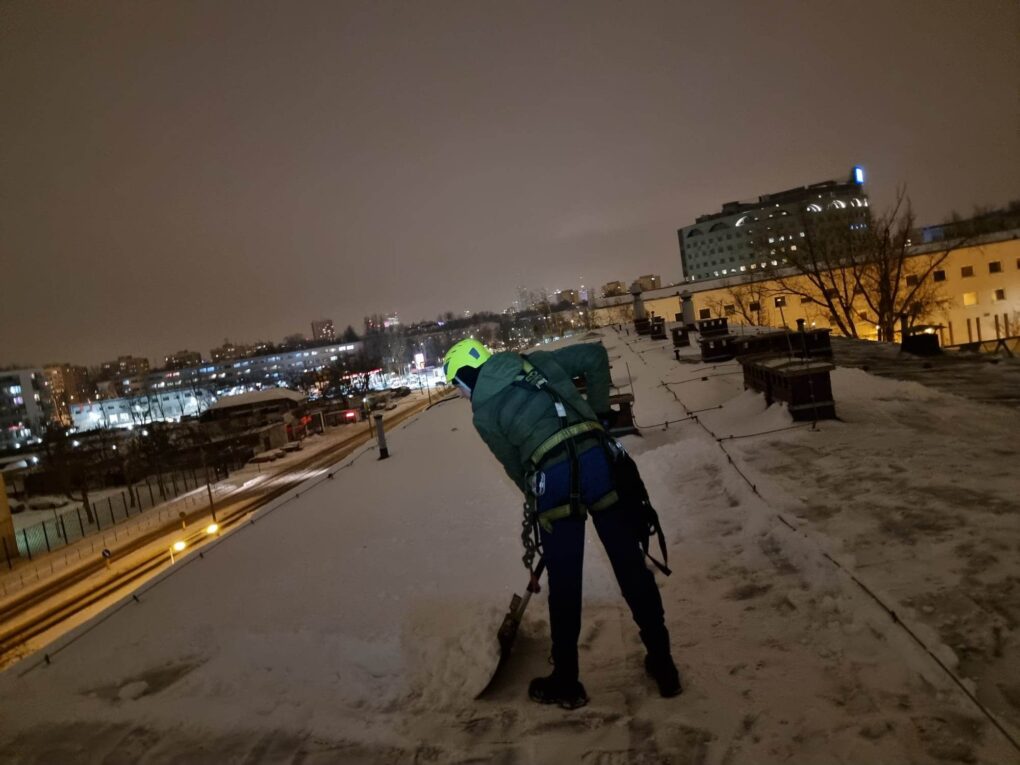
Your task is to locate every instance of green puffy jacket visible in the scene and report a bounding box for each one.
[470,343,612,492]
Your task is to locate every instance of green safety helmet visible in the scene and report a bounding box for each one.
[443,339,492,384]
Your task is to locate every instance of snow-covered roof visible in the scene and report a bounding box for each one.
[1,334,1018,762]
[206,388,305,411]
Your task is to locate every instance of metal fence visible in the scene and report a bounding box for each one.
[7,468,206,563]
[0,488,224,599]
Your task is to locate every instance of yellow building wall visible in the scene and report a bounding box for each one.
[933,237,1020,344]
[594,235,1020,345]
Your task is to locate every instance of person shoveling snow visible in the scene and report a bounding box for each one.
[443,338,680,709]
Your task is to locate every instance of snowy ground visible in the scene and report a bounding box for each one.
[0,332,1017,763]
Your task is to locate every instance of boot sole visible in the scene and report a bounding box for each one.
[529,692,590,710]
[644,667,683,698]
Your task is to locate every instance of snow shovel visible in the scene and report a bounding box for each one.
[475,557,546,698]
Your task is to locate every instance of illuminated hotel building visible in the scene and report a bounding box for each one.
[678,167,869,282]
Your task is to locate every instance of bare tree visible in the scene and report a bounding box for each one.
[383,327,409,375]
[767,189,965,340]
[765,202,869,337]
[39,424,105,523]
[853,194,961,340]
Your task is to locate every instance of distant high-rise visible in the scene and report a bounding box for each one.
[678,166,869,282]
[311,319,336,342]
[96,355,151,397]
[602,281,627,298]
[630,275,661,293]
[164,350,203,370]
[210,340,251,363]
[45,364,95,425]
[98,355,150,379]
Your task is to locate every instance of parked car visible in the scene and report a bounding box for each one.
[389,386,412,398]
[338,408,360,424]
[27,496,70,511]
[7,499,25,514]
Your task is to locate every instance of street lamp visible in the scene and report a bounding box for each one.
[169,539,186,564]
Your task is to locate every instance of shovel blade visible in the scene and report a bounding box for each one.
[476,592,528,699]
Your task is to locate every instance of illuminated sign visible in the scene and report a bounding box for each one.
[853,166,865,184]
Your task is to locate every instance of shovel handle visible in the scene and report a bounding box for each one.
[527,558,546,594]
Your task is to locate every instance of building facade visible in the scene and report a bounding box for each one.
[602,281,627,297]
[95,355,151,398]
[678,167,869,283]
[69,388,215,431]
[99,355,150,379]
[144,341,363,397]
[311,319,336,342]
[164,350,203,369]
[45,364,95,426]
[0,369,51,450]
[630,274,662,292]
[210,340,253,363]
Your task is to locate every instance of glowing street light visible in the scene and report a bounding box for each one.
[205,523,219,535]
[169,538,186,564]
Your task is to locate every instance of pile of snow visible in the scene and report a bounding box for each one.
[1,330,1017,763]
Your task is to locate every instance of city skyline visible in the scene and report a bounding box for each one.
[2,1,1018,366]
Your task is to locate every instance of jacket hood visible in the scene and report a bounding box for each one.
[470,352,524,407]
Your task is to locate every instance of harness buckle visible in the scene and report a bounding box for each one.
[527,470,546,497]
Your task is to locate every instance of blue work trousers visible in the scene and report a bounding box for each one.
[538,496,671,682]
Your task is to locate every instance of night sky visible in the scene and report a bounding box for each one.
[2,1,1017,366]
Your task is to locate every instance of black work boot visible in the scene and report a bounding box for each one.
[644,654,682,698]
[528,673,590,710]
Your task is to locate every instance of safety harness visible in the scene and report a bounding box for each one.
[513,357,669,577]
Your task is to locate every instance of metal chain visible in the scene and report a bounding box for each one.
[520,500,542,572]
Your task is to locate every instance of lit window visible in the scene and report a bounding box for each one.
[962,292,978,306]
